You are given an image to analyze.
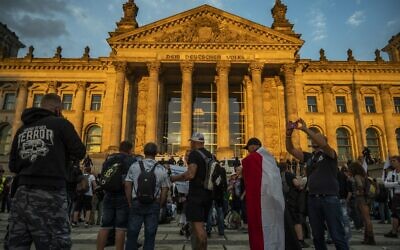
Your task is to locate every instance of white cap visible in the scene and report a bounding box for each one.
[189,132,205,142]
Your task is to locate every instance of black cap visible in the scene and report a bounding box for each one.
[243,137,262,150]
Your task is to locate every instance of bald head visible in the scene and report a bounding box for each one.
[40,93,62,115]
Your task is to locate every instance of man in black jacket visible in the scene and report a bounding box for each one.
[8,93,86,249]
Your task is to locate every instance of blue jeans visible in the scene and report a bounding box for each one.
[339,199,351,243]
[308,195,349,250]
[126,200,160,250]
[206,202,225,235]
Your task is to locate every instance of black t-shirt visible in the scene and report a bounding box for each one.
[337,171,349,199]
[101,153,136,194]
[283,172,299,205]
[303,151,339,195]
[187,148,213,197]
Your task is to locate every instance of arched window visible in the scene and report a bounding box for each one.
[308,127,321,151]
[366,128,381,161]
[396,128,400,154]
[85,125,102,153]
[336,128,353,161]
[0,124,12,155]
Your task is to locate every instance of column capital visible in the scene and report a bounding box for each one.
[249,62,264,73]
[379,84,391,94]
[47,81,58,92]
[322,84,334,93]
[76,81,87,91]
[280,63,296,75]
[17,81,30,89]
[113,61,127,73]
[180,61,194,74]
[147,61,161,74]
[216,61,231,75]
[242,75,252,86]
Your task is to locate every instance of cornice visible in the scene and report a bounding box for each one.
[302,61,400,74]
[0,59,108,71]
[110,42,300,51]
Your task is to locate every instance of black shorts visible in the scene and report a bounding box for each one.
[287,205,304,224]
[74,195,93,212]
[186,195,212,222]
[391,194,400,219]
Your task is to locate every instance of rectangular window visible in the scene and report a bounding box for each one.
[307,96,318,112]
[365,96,376,113]
[2,93,16,110]
[394,97,400,114]
[336,96,347,113]
[62,94,73,111]
[90,94,102,111]
[33,94,43,108]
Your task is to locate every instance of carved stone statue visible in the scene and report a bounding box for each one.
[347,49,355,61]
[25,45,34,59]
[116,0,138,31]
[82,46,90,59]
[319,48,327,61]
[54,46,62,59]
[374,49,384,62]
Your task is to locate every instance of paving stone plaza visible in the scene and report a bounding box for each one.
[1,213,398,249]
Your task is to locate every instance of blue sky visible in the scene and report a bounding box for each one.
[1,0,399,61]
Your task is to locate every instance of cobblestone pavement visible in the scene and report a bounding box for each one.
[0,213,399,249]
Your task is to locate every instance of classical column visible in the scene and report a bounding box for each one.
[352,84,364,156]
[180,61,194,152]
[145,61,161,143]
[216,61,232,158]
[110,61,127,148]
[74,82,87,137]
[47,81,57,94]
[380,85,397,155]
[243,75,254,139]
[12,81,29,137]
[249,62,264,141]
[322,84,337,149]
[282,64,300,147]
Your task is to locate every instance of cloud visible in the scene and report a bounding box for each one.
[347,10,365,27]
[0,0,70,39]
[387,19,398,27]
[309,10,327,41]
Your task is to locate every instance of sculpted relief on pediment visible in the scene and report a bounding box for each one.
[153,16,261,43]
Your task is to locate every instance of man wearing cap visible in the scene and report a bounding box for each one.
[170,132,213,250]
[242,138,285,250]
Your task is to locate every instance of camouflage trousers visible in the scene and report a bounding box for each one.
[8,185,72,250]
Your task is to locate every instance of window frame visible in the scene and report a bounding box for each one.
[335,96,347,113]
[393,97,400,114]
[336,128,353,161]
[0,124,12,155]
[2,92,16,111]
[364,96,376,113]
[32,93,44,108]
[85,125,102,153]
[90,94,102,111]
[307,96,318,113]
[62,93,73,111]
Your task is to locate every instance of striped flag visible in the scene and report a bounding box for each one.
[242,147,285,250]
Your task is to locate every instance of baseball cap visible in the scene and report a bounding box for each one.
[243,137,262,149]
[189,132,205,142]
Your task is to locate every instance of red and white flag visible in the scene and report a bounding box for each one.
[242,147,285,250]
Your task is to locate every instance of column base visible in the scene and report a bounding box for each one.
[216,147,234,161]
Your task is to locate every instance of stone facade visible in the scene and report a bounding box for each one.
[0,1,400,166]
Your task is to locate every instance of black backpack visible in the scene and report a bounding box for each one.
[196,150,223,191]
[136,161,158,204]
[100,155,127,192]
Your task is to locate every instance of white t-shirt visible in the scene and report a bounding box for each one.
[84,174,96,196]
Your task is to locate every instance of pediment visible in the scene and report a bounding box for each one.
[333,87,351,94]
[304,86,321,94]
[108,5,303,50]
[360,87,378,95]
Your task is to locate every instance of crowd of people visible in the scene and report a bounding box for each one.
[2,93,400,250]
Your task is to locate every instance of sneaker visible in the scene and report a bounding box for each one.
[299,240,310,248]
[384,231,398,238]
[71,222,78,227]
[84,222,89,228]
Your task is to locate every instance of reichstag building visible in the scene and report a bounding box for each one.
[0,0,399,166]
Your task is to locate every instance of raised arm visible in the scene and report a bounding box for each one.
[286,121,304,162]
